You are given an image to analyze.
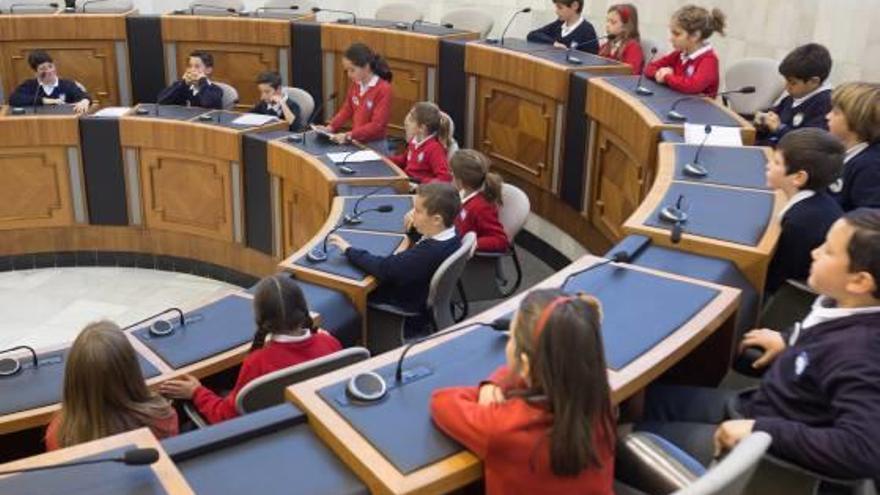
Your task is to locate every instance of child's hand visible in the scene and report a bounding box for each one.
[763,111,781,132]
[159,374,202,400]
[330,132,350,144]
[553,41,567,49]
[713,419,755,457]
[326,233,351,252]
[73,99,90,115]
[42,97,63,105]
[739,328,786,369]
[654,67,673,83]
[478,384,505,405]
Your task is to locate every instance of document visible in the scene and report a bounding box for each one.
[326,150,383,163]
[92,107,131,117]
[230,113,279,126]
[684,123,743,146]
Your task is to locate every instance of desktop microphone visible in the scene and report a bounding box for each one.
[254,5,299,16]
[487,7,531,45]
[0,448,159,476]
[666,86,756,121]
[683,124,713,178]
[336,150,359,175]
[307,204,395,263]
[189,4,237,15]
[345,184,394,224]
[9,2,58,13]
[0,345,38,378]
[120,308,185,337]
[294,91,338,146]
[659,194,688,244]
[311,6,356,24]
[411,19,454,31]
[564,36,608,64]
[560,250,632,288]
[633,47,658,96]
[80,0,112,12]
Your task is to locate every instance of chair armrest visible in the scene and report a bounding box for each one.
[761,454,869,487]
[182,400,209,429]
[367,302,421,318]
[615,432,705,495]
[473,250,507,259]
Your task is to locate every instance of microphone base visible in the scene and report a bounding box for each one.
[197,114,214,122]
[634,86,654,96]
[667,110,688,121]
[659,206,688,223]
[683,163,709,177]
[343,214,362,225]
[338,165,355,175]
[0,357,22,377]
[485,38,499,44]
[306,249,328,263]
[346,371,387,403]
[10,107,26,115]
[335,18,351,24]
[394,22,409,30]
[148,319,175,337]
[565,55,582,65]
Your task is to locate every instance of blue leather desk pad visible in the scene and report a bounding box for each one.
[641,97,741,127]
[198,110,275,130]
[132,295,255,369]
[318,327,508,474]
[673,146,769,190]
[646,182,774,246]
[352,18,466,36]
[478,39,620,67]
[602,75,684,99]
[7,105,78,115]
[561,264,720,370]
[0,445,166,495]
[283,133,399,178]
[133,104,210,120]
[294,230,406,281]
[340,196,413,233]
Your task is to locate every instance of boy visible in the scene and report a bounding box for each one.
[755,43,833,146]
[9,50,91,114]
[764,128,843,295]
[826,82,880,211]
[636,208,880,480]
[157,50,223,109]
[328,183,461,316]
[250,71,303,131]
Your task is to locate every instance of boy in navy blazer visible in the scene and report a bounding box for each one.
[9,50,91,114]
[157,50,224,109]
[755,43,833,146]
[826,82,880,211]
[526,0,599,53]
[764,128,844,295]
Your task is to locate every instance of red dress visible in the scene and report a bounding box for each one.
[454,192,509,252]
[44,408,179,451]
[389,135,451,183]
[599,39,644,75]
[329,77,393,143]
[644,45,720,97]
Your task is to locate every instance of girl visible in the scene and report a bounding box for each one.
[390,102,453,184]
[598,4,643,75]
[825,82,880,211]
[527,0,600,54]
[160,275,341,424]
[431,289,615,494]
[45,321,177,451]
[451,149,509,253]
[319,43,393,144]
[645,5,725,97]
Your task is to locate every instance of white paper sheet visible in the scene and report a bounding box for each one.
[230,113,279,126]
[326,150,382,163]
[92,107,131,117]
[684,123,743,146]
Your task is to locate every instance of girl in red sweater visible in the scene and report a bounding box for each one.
[318,43,393,145]
[391,102,453,184]
[431,289,616,495]
[451,149,509,253]
[160,275,341,424]
[645,5,726,97]
[598,4,644,75]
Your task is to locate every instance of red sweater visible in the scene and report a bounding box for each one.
[45,408,179,451]
[390,135,451,183]
[645,46,720,97]
[430,367,615,495]
[192,331,341,424]
[599,39,644,75]
[454,192,509,253]
[329,78,393,143]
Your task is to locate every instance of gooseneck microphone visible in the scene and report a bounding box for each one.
[659,194,688,244]
[0,448,159,476]
[189,4,237,15]
[254,5,299,16]
[80,0,112,12]
[295,91,338,147]
[311,6,356,24]
[9,2,58,13]
[307,204,394,262]
[0,345,38,377]
[633,47,658,96]
[684,124,713,178]
[345,185,392,224]
[411,19,454,31]
[487,7,531,46]
[667,86,756,121]
[564,36,608,65]
[121,308,185,337]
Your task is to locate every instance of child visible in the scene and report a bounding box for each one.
[159,275,341,424]
[527,0,600,54]
[636,208,880,479]
[157,50,224,109]
[451,149,509,253]
[9,50,91,114]
[764,128,844,295]
[645,5,725,97]
[390,102,453,184]
[431,289,615,494]
[251,71,303,131]
[328,183,461,315]
[598,4,643,75]
[317,43,393,145]
[45,321,177,450]
[826,82,880,211]
[755,43,833,146]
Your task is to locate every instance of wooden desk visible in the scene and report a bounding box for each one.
[287,255,739,495]
[0,428,194,494]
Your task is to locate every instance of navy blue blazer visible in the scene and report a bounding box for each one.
[250,98,304,132]
[157,79,224,109]
[766,192,842,294]
[829,142,880,211]
[526,18,599,54]
[758,89,831,146]
[8,78,89,107]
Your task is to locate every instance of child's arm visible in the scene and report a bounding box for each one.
[526,21,558,44]
[644,51,677,79]
[473,205,509,252]
[847,163,880,209]
[430,386,497,458]
[157,80,187,106]
[191,357,261,424]
[350,84,392,142]
[429,146,452,182]
[621,40,645,76]
[328,86,354,132]
[663,56,719,95]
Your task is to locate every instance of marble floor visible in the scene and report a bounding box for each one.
[0,267,241,352]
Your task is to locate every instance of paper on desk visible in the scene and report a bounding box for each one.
[684,123,743,146]
[230,113,279,126]
[92,107,131,117]
[326,150,382,163]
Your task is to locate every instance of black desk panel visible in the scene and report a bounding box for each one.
[480,39,619,67]
[318,326,508,474]
[80,116,129,226]
[339,196,412,234]
[673,145,769,190]
[646,182,774,246]
[294,230,406,281]
[562,264,720,370]
[132,104,209,121]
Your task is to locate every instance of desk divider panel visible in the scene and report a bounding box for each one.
[290,22,324,108]
[80,116,128,226]
[673,146,769,190]
[438,39,468,145]
[242,134,273,255]
[561,71,592,209]
[126,15,167,104]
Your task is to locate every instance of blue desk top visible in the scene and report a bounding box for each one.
[7,105,78,115]
[477,38,620,67]
[340,196,413,234]
[277,132,399,178]
[132,104,210,121]
[673,145,769,190]
[294,230,406,281]
[601,75,684,100]
[198,110,277,130]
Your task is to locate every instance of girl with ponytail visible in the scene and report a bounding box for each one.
[160,275,341,424]
[450,149,509,252]
[390,101,453,185]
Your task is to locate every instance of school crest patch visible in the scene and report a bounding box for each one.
[795,351,809,376]
[793,113,805,127]
[829,178,843,194]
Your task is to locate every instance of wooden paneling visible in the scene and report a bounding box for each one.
[0,14,130,41]
[0,112,80,146]
[161,15,291,46]
[590,127,647,241]
[0,147,74,230]
[120,117,241,162]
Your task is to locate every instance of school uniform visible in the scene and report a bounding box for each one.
[344,227,461,313]
[8,78,89,107]
[758,85,832,146]
[329,75,393,143]
[526,16,600,54]
[644,44,720,97]
[598,38,644,75]
[192,331,341,424]
[250,95,304,131]
[828,142,880,211]
[389,134,451,183]
[765,191,842,295]
[431,366,616,495]
[455,190,509,253]
[157,78,224,109]
[44,408,178,451]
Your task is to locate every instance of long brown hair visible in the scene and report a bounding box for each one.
[409,102,453,150]
[251,274,315,350]
[56,321,173,448]
[450,149,503,206]
[601,4,640,57]
[510,289,614,476]
[344,43,392,82]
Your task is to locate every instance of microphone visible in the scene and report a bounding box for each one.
[120,308,185,337]
[294,91,338,147]
[659,194,688,244]
[564,36,608,64]
[0,345,38,377]
[560,250,631,288]
[411,19,454,31]
[9,2,58,13]
[254,5,299,16]
[345,185,393,224]
[307,204,395,263]
[487,7,531,46]
[633,47,658,96]
[667,86,756,121]
[311,6,356,24]
[0,448,159,476]
[80,0,112,12]
[189,4,237,15]
[336,150,358,175]
[683,124,713,177]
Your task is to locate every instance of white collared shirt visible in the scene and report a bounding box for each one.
[189,78,212,96]
[681,43,713,62]
[358,75,380,97]
[560,16,585,38]
[800,295,880,330]
[791,83,832,109]
[411,133,436,149]
[267,332,312,344]
[460,189,481,204]
[39,80,59,97]
[268,94,289,114]
[844,142,869,164]
[430,226,457,241]
[777,190,816,220]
